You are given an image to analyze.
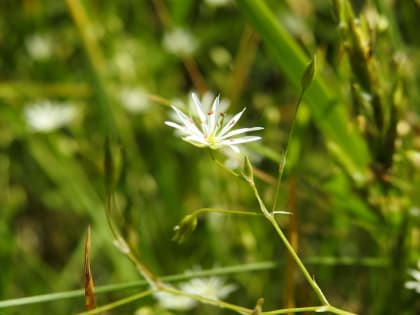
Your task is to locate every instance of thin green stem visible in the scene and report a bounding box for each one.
[327,305,358,315]
[162,286,253,315]
[249,180,329,305]
[76,289,153,315]
[248,181,273,219]
[195,208,262,217]
[248,179,362,315]
[262,304,356,315]
[262,306,324,314]
[208,149,240,177]
[268,215,329,305]
[0,262,276,309]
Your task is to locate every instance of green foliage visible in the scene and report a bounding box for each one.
[0,0,419,314]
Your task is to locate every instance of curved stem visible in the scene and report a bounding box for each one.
[162,286,253,314]
[248,181,329,306]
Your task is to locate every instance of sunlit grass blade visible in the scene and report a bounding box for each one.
[236,0,370,175]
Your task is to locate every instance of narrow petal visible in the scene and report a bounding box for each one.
[218,108,246,136]
[171,106,204,138]
[207,95,219,134]
[219,126,264,139]
[191,93,206,123]
[171,105,190,123]
[165,121,187,131]
[183,135,208,147]
[219,136,262,146]
[409,269,420,281]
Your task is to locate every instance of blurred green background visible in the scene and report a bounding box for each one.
[0,0,419,314]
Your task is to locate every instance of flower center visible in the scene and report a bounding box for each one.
[206,133,218,146]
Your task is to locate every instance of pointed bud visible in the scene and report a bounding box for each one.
[301,55,316,92]
[241,155,254,183]
[172,214,198,244]
[251,298,264,315]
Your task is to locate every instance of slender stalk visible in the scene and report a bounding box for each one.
[261,306,325,314]
[162,286,253,314]
[76,289,153,315]
[248,180,329,305]
[145,93,172,107]
[268,216,329,305]
[247,177,361,315]
[195,207,262,217]
[262,304,355,315]
[327,305,358,315]
[0,262,277,309]
[106,194,161,289]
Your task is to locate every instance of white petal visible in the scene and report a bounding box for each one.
[191,93,206,123]
[409,269,420,282]
[220,126,264,139]
[171,105,190,122]
[219,108,246,136]
[165,121,187,131]
[220,136,262,146]
[207,95,219,134]
[171,106,204,138]
[184,135,208,146]
[405,281,420,290]
[228,145,240,153]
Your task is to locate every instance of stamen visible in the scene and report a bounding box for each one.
[208,110,214,115]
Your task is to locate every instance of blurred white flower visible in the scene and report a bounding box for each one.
[119,87,149,113]
[210,46,232,67]
[155,290,197,311]
[409,207,420,217]
[180,276,237,300]
[165,93,263,152]
[25,34,53,61]
[24,100,78,132]
[112,50,136,79]
[155,275,236,311]
[405,260,420,294]
[163,28,197,57]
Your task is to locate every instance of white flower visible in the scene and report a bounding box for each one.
[180,276,237,300]
[405,260,420,294]
[165,93,263,152]
[155,290,197,311]
[112,50,136,79]
[119,87,149,113]
[155,276,236,311]
[25,34,53,61]
[24,100,78,132]
[163,28,197,57]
